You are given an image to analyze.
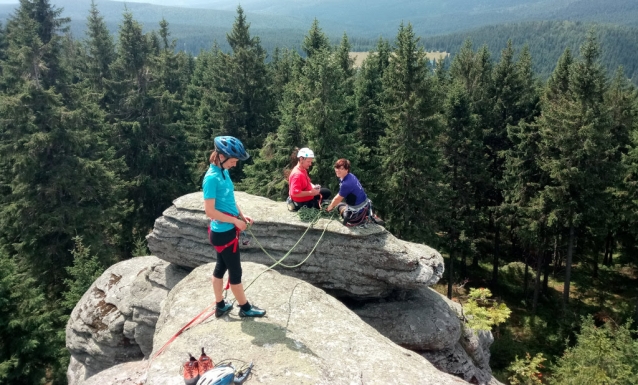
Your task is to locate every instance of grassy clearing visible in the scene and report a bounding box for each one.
[349,51,450,68]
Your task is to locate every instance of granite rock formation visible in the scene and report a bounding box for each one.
[147,192,444,298]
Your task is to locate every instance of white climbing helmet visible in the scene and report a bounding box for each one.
[298,147,314,158]
[196,365,235,385]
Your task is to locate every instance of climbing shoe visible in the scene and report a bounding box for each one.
[371,214,385,226]
[215,302,233,318]
[239,304,266,318]
[182,354,200,385]
[198,347,214,375]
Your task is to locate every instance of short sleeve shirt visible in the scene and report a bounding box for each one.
[338,173,367,206]
[288,165,314,202]
[203,164,238,232]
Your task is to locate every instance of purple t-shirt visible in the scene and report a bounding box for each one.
[338,173,367,206]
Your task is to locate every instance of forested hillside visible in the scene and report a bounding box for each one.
[1,1,638,384]
[112,0,638,36]
[422,21,638,82]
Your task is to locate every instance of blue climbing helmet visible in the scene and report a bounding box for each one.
[214,136,250,161]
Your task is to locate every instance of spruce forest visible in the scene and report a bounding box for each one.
[1,0,638,384]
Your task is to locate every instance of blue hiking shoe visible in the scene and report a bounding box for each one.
[239,305,266,318]
[215,303,233,318]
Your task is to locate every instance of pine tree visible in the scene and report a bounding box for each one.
[241,52,303,199]
[353,37,390,199]
[3,0,70,92]
[182,45,228,183]
[486,41,541,286]
[440,81,486,297]
[84,0,115,99]
[536,31,614,311]
[269,47,301,117]
[604,69,638,268]
[546,48,573,101]
[448,40,493,269]
[61,236,105,311]
[378,23,443,242]
[298,48,360,192]
[624,115,638,298]
[220,6,275,152]
[336,32,355,78]
[108,12,193,252]
[302,19,330,58]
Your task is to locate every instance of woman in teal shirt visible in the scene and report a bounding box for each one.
[203,136,266,318]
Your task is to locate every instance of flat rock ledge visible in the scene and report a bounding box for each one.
[147,192,444,299]
[146,262,468,385]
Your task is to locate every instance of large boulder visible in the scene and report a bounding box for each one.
[147,192,444,298]
[66,256,189,384]
[146,262,468,385]
[354,288,499,385]
[353,288,462,351]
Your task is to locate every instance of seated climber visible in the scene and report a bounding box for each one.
[286,147,332,211]
[203,135,266,318]
[325,158,384,226]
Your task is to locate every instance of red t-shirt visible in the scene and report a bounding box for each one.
[288,165,314,202]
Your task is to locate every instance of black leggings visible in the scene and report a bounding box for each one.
[292,187,332,210]
[210,228,242,285]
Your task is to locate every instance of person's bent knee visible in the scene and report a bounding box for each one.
[228,267,242,285]
[213,265,227,280]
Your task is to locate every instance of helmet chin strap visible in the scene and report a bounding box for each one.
[215,149,230,179]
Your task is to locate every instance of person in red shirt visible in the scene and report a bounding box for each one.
[287,147,332,211]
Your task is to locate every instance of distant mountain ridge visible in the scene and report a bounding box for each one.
[110,0,638,36]
[2,0,638,40]
[1,0,637,82]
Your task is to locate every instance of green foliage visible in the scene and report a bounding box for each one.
[84,0,115,99]
[132,236,150,257]
[377,22,443,243]
[353,37,390,199]
[107,11,194,250]
[507,352,546,385]
[0,0,128,287]
[61,236,105,311]
[299,48,361,192]
[463,288,512,330]
[550,316,638,385]
[0,250,64,385]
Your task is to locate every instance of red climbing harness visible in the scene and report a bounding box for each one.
[207,212,243,253]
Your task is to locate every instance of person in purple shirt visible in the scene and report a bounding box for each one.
[326,158,384,226]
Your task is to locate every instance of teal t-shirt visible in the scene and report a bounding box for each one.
[202,164,239,232]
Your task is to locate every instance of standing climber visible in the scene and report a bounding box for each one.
[325,158,384,226]
[286,147,332,211]
[203,136,266,318]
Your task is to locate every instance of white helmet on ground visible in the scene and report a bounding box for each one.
[298,147,314,158]
[196,365,235,385]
